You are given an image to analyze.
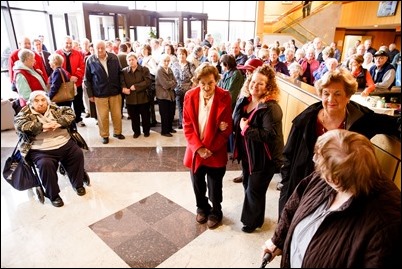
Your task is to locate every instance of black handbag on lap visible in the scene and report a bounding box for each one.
[2,138,41,191]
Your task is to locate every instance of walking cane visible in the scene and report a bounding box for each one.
[260,252,272,268]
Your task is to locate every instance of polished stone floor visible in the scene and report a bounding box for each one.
[1,114,281,268]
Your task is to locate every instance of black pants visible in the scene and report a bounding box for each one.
[28,139,85,200]
[73,85,85,123]
[158,99,175,134]
[127,102,151,135]
[190,165,226,218]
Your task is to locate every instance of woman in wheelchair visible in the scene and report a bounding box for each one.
[14,90,86,207]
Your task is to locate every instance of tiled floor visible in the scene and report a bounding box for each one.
[1,114,281,268]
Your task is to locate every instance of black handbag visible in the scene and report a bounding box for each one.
[68,123,89,151]
[2,138,41,191]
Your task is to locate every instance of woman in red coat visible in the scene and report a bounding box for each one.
[183,63,233,229]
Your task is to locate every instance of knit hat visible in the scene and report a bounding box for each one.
[28,90,50,105]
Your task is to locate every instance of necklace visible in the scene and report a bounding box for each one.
[320,110,346,133]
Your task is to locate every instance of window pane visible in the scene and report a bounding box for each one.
[229,1,256,20]
[204,2,229,20]
[228,21,255,43]
[8,1,46,10]
[156,2,176,12]
[10,9,50,47]
[177,1,203,12]
[207,21,228,46]
[135,1,156,11]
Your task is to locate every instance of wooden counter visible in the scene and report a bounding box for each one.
[276,74,401,190]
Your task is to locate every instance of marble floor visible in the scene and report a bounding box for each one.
[1,113,281,268]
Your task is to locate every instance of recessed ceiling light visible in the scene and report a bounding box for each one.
[374,25,378,27]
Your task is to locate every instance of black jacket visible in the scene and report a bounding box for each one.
[232,96,284,173]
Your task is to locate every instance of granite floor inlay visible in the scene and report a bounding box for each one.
[89,192,207,268]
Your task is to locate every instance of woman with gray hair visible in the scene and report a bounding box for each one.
[14,90,87,207]
[48,53,73,106]
[12,49,48,107]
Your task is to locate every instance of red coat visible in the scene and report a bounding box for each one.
[55,49,85,87]
[183,86,233,172]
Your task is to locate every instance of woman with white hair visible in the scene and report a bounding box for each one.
[14,90,87,207]
[48,53,73,107]
[12,49,48,107]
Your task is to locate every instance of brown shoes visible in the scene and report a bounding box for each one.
[196,212,208,224]
[233,175,243,183]
[206,215,222,229]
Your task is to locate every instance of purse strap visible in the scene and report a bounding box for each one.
[12,136,23,156]
[58,68,66,83]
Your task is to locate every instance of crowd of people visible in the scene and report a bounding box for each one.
[7,31,401,266]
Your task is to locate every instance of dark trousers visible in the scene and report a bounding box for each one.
[73,85,85,123]
[127,103,150,135]
[240,160,275,229]
[28,139,85,200]
[158,99,175,134]
[190,165,226,218]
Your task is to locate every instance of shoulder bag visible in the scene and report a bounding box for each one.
[2,137,41,191]
[51,69,75,103]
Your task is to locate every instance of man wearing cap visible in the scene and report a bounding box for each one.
[369,50,396,92]
[237,58,264,79]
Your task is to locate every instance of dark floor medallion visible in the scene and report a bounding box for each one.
[89,192,207,268]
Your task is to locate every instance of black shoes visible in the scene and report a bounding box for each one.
[133,134,140,138]
[144,133,150,137]
[170,129,177,133]
[161,133,173,137]
[233,175,243,183]
[102,137,109,144]
[113,134,125,140]
[51,196,64,207]
[177,126,183,129]
[241,226,256,233]
[75,186,86,196]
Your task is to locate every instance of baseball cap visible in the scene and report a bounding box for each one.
[374,50,388,57]
[237,58,264,71]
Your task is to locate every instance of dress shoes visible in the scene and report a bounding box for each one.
[161,133,173,137]
[113,134,125,140]
[196,212,208,224]
[170,129,177,133]
[51,196,64,207]
[233,175,243,183]
[241,226,256,233]
[133,134,140,138]
[207,215,222,229]
[75,186,86,196]
[177,126,183,129]
[102,137,109,144]
[144,133,150,137]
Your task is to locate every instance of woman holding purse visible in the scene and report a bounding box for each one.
[48,53,74,107]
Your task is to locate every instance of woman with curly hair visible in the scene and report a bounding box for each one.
[232,65,284,233]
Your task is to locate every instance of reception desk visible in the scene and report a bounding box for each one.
[276,74,401,190]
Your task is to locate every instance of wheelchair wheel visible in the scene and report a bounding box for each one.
[35,186,45,204]
[83,171,90,186]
